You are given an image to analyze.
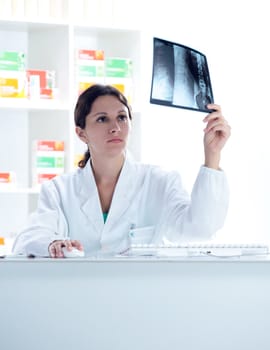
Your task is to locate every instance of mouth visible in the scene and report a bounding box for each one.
[107,138,123,143]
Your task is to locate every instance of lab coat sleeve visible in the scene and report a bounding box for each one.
[12,180,68,257]
[165,166,229,242]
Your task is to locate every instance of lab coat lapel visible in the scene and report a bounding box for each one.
[105,157,137,226]
[77,162,104,233]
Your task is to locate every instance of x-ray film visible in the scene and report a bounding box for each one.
[150,37,214,112]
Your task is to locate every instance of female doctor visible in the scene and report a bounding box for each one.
[12,84,231,258]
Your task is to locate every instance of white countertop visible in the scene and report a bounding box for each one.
[2,254,270,263]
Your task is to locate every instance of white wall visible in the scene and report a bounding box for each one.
[137,0,270,243]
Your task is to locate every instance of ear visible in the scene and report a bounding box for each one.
[75,126,88,144]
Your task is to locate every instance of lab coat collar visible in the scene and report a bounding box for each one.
[76,162,103,232]
[106,155,137,224]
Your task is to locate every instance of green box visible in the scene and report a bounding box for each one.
[78,65,104,77]
[105,58,132,78]
[0,51,25,71]
[36,156,64,168]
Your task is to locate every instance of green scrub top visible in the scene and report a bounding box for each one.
[103,212,108,223]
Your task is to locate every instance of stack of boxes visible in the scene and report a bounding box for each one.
[0,51,26,98]
[105,57,133,102]
[75,48,133,102]
[32,140,65,187]
[75,49,105,95]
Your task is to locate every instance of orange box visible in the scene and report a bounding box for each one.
[0,172,15,183]
[35,140,64,152]
[27,69,55,99]
[77,49,104,61]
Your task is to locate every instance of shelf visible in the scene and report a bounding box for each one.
[73,24,140,35]
[0,187,39,194]
[0,18,68,31]
[0,98,69,111]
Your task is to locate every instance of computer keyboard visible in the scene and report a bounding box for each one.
[129,243,269,257]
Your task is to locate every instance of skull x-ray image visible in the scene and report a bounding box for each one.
[150,37,214,112]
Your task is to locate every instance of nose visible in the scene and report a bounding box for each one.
[109,121,121,133]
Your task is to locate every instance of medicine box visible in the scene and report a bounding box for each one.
[0,171,16,189]
[26,69,55,99]
[0,71,27,98]
[0,51,25,71]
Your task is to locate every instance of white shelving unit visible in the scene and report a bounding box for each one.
[0,12,143,237]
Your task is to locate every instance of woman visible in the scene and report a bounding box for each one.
[13,84,231,258]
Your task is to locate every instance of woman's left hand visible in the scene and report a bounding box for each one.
[203,104,231,169]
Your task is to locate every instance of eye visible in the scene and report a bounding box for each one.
[118,114,128,122]
[96,116,107,123]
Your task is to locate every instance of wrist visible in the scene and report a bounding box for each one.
[204,153,221,170]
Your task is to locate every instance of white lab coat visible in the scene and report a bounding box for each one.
[12,157,229,257]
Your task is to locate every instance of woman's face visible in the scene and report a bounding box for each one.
[76,95,131,158]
